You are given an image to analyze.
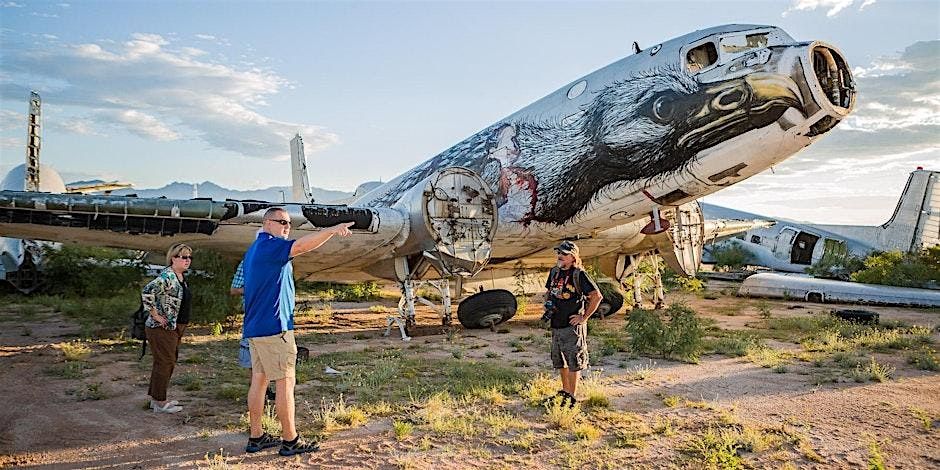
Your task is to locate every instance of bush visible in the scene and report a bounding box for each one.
[298,281,382,302]
[851,247,940,288]
[185,249,240,325]
[710,243,753,271]
[41,245,144,296]
[625,303,704,362]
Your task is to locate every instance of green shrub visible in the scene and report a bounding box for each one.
[185,249,240,325]
[851,247,940,288]
[41,245,144,296]
[625,303,704,362]
[298,281,381,301]
[711,243,753,271]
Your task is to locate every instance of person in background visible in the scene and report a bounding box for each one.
[142,243,194,414]
[230,259,275,402]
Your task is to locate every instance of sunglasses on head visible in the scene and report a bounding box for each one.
[175,255,193,260]
[266,219,291,226]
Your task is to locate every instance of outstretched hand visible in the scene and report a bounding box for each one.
[331,221,355,236]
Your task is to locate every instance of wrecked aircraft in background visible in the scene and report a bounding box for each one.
[740,272,940,307]
[1,25,855,336]
[702,168,940,273]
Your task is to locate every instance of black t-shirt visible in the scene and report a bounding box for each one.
[545,268,598,329]
[177,281,192,325]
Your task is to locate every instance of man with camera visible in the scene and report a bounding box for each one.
[542,241,603,408]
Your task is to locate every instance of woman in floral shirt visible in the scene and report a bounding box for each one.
[142,243,193,413]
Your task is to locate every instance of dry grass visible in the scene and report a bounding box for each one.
[59,341,92,361]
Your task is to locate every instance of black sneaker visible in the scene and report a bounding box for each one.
[279,436,319,456]
[246,432,281,453]
[560,391,577,408]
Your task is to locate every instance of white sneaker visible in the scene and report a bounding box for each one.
[153,402,183,413]
[151,399,179,409]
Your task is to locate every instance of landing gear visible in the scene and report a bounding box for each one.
[618,251,666,310]
[384,278,453,341]
[5,253,43,294]
[383,257,457,341]
[456,289,517,330]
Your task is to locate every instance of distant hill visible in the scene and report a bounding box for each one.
[112,181,352,203]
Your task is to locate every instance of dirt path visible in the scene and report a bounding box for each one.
[1,293,938,469]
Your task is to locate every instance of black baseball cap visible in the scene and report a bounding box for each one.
[554,240,579,256]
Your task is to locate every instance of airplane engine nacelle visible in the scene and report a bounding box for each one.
[392,167,497,278]
[644,202,705,277]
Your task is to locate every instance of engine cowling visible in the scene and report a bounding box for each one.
[391,167,497,278]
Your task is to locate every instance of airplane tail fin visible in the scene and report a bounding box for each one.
[815,169,939,253]
[885,169,939,251]
[289,134,314,203]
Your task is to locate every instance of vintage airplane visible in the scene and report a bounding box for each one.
[702,168,939,274]
[0,24,855,335]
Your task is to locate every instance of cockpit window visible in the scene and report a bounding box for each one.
[686,42,718,73]
[720,33,769,54]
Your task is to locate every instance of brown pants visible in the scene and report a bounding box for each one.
[146,325,186,401]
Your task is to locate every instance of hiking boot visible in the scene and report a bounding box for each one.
[265,385,276,402]
[279,436,319,456]
[246,432,281,453]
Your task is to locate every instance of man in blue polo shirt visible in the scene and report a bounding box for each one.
[242,207,353,456]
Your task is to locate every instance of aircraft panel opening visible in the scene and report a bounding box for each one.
[791,231,820,265]
[719,33,768,55]
[687,42,718,73]
[812,46,855,109]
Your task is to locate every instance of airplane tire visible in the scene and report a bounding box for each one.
[457,289,517,329]
[594,283,624,318]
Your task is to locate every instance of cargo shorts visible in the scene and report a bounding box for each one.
[248,330,297,381]
[551,323,589,372]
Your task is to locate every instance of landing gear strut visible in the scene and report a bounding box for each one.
[618,251,665,310]
[383,257,457,341]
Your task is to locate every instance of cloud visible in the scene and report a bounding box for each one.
[2,2,24,7]
[0,109,23,131]
[30,12,59,18]
[839,41,939,134]
[783,0,876,17]
[53,118,104,136]
[0,137,21,148]
[0,33,339,159]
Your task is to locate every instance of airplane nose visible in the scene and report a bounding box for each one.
[800,42,856,135]
[809,43,855,112]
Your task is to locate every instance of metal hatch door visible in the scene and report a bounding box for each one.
[791,231,820,265]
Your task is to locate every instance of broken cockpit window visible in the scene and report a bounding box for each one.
[686,42,718,73]
[720,33,769,55]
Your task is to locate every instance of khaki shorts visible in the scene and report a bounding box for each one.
[551,324,589,372]
[248,330,297,381]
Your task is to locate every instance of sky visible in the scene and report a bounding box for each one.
[0,0,937,224]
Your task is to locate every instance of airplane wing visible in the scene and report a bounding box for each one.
[0,167,498,283]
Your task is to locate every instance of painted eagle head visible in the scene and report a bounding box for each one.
[520,64,803,224]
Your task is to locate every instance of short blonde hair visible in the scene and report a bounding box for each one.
[166,243,193,266]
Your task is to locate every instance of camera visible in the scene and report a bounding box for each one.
[541,300,556,323]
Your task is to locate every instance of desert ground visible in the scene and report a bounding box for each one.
[1,280,938,469]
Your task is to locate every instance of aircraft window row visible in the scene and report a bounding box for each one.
[720,33,769,55]
[686,42,718,73]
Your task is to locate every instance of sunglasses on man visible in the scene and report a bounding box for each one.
[266,219,291,226]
